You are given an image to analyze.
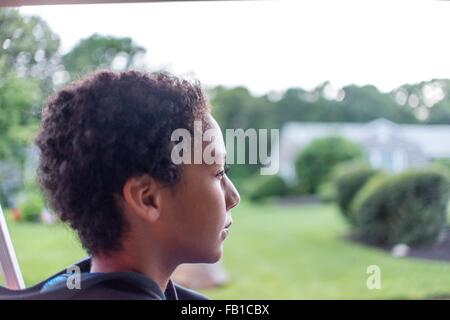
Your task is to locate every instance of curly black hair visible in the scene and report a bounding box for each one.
[35,70,209,255]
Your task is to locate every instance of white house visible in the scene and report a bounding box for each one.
[279,118,450,181]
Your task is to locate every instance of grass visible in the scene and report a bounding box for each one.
[2,200,450,299]
[3,218,86,286]
[204,202,450,299]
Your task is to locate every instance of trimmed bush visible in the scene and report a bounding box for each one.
[428,161,450,179]
[351,170,450,246]
[248,175,288,202]
[431,158,450,172]
[294,136,363,193]
[333,165,379,225]
[317,181,336,203]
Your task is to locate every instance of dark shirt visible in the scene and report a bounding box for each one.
[0,257,208,300]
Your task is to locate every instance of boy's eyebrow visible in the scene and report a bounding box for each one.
[211,151,226,165]
[210,147,226,159]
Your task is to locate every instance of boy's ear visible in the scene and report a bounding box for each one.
[121,174,162,223]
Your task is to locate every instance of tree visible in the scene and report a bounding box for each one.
[295,137,363,194]
[210,86,277,186]
[0,8,57,162]
[62,33,146,80]
[391,79,450,124]
[0,8,61,206]
[0,8,61,97]
[274,83,417,125]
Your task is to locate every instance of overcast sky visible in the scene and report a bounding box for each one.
[19,0,450,95]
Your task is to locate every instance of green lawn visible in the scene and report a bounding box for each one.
[2,200,450,299]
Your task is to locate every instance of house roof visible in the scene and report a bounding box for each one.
[281,118,450,159]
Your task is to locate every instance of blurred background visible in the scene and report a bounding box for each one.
[2,0,450,299]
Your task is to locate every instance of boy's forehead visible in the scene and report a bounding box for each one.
[201,114,227,164]
[202,130,227,164]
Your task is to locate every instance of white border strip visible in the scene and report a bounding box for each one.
[0,204,25,290]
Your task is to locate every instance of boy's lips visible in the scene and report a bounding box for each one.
[224,220,233,229]
[221,219,233,240]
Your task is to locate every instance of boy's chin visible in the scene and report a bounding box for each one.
[208,248,223,264]
[180,240,224,264]
[189,247,223,264]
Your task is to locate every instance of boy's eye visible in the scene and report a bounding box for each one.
[216,165,230,178]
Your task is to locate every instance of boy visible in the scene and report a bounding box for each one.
[21,70,239,299]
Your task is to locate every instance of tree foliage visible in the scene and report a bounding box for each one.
[294,137,363,193]
[62,33,146,79]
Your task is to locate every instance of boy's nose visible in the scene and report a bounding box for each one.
[225,178,240,211]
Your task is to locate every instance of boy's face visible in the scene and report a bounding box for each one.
[157,114,240,264]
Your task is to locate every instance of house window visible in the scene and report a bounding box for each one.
[381,151,394,171]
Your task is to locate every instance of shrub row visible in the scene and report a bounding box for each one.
[335,168,450,246]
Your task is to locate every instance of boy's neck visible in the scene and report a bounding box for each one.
[90,249,176,293]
